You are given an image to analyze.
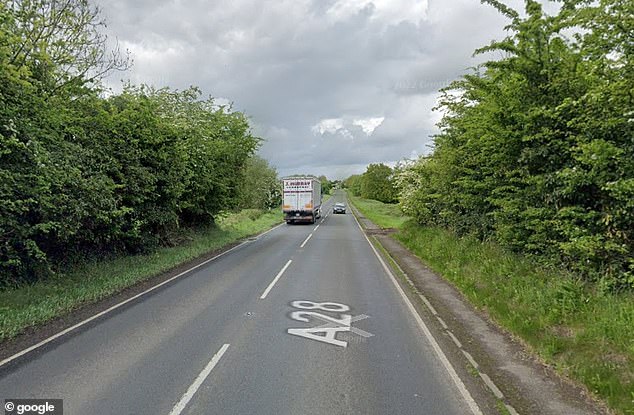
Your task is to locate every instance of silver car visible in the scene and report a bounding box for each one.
[333,203,346,214]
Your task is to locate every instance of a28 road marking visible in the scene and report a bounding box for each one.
[287,301,373,348]
[312,313,373,338]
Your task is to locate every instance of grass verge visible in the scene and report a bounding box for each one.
[0,209,282,343]
[347,195,634,414]
[346,193,409,229]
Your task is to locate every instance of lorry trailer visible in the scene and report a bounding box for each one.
[282,177,322,224]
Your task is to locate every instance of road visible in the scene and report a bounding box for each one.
[0,193,480,415]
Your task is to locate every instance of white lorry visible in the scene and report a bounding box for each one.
[282,177,322,224]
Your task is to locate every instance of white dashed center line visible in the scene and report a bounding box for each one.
[168,343,230,415]
[300,233,313,248]
[260,260,293,300]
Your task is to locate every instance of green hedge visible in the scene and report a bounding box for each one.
[0,2,259,285]
[398,1,633,289]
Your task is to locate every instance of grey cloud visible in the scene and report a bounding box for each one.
[97,0,546,179]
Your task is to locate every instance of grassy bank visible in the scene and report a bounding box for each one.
[346,193,409,229]
[347,195,633,414]
[0,209,282,342]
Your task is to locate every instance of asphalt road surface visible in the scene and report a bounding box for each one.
[0,194,481,415]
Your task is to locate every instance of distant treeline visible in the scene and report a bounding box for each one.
[0,1,280,285]
[352,0,633,289]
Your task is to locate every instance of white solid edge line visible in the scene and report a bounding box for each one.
[300,233,313,248]
[0,222,285,369]
[260,259,292,300]
[351,213,483,415]
[168,343,230,415]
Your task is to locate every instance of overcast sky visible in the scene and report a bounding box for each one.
[97,0,557,179]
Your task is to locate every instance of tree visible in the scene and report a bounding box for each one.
[239,156,281,210]
[318,175,332,196]
[5,0,129,94]
[343,174,362,196]
[360,164,398,203]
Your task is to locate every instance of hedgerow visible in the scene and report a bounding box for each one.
[398,0,633,289]
[0,1,260,284]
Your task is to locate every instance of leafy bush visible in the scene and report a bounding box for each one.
[398,0,633,288]
[345,164,398,203]
[237,156,281,210]
[0,3,259,285]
